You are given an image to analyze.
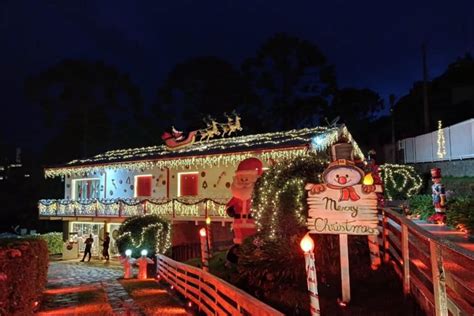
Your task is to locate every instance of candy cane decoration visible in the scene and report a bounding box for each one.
[214,171,226,187]
[301,234,320,316]
[199,228,209,272]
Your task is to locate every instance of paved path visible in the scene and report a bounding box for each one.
[37,260,143,315]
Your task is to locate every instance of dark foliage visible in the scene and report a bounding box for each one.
[0,238,48,315]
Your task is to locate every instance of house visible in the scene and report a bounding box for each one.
[39,124,363,258]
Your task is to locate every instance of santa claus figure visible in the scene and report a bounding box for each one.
[226,157,263,244]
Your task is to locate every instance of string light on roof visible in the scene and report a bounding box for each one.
[44,125,363,178]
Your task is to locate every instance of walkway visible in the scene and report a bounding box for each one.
[37,260,143,315]
[36,260,188,315]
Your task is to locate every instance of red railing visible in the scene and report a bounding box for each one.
[379,208,474,316]
[156,254,284,315]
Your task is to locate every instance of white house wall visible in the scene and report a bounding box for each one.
[64,154,270,200]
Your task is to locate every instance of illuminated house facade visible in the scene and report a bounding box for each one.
[39,125,362,257]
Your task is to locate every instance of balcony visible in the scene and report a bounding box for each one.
[38,198,231,222]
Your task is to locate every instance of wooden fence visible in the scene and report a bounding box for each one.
[156,254,284,316]
[171,240,234,262]
[379,208,474,316]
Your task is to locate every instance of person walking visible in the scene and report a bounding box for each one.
[80,234,94,262]
[102,232,110,261]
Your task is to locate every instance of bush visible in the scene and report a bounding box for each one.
[0,238,49,315]
[116,214,171,257]
[37,232,63,255]
[447,197,474,234]
[408,195,433,219]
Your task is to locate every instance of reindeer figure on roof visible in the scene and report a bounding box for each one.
[199,116,221,141]
[220,111,242,137]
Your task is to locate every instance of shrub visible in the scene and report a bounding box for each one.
[408,195,433,219]
[116,214,171,257]
[37,232,63,254]
[447,197,474,234]
[380,164,423,200]
[0,238,49,315]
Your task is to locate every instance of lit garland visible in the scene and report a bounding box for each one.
[38,198,229,218]
[437,120,447,159]
[44,125,363,178]
[379,164,423,200]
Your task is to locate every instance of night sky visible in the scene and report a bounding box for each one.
[2,0,473,149]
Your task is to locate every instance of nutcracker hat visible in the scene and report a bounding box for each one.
[431,168,442,179]
[322,159,365,183]
[236,158,263,176]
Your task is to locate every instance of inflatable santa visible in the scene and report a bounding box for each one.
[226,158,263,244]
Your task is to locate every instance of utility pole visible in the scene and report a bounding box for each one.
[390,95,396,163]
[422,43,430,132]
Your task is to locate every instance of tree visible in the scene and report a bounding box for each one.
[394,53,474,139]
[154,56,258,132]
[328,88,384,148]
[242,33,337,131]
[25,60,146,164]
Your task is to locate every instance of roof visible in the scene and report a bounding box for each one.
[45,125,363,178]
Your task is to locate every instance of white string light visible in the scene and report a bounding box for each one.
[44,126,364,178]
[437,120,447,159]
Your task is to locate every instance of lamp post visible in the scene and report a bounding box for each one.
[300,233,320,316]
[199,228,209,272]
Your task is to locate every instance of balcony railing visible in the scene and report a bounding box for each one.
[38,198,230,219]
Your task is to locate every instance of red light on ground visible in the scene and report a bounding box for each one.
[188,301,192,307]
[33,301,39,307]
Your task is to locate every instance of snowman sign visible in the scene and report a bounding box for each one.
[305,158,382,235]
[305,143,383,304]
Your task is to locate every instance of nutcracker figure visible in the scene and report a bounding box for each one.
[427,168,447,224]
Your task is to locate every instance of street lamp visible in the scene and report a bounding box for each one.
[300,233,320,316]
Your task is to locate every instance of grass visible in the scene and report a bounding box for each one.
[119,279,189,316]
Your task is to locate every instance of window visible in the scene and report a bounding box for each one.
[178,172,198,197]
[135,175,152,197]
[73,179,100,200]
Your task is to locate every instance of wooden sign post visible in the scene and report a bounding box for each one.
[305,158,382,304]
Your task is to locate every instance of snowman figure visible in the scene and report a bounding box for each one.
[307,159,376,198]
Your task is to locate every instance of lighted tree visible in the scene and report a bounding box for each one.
[116,214,171,257]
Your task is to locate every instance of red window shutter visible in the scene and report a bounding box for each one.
[136,176,152,196]
[180,174,198,196]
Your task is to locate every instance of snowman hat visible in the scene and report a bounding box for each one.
[322,159,365,183]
